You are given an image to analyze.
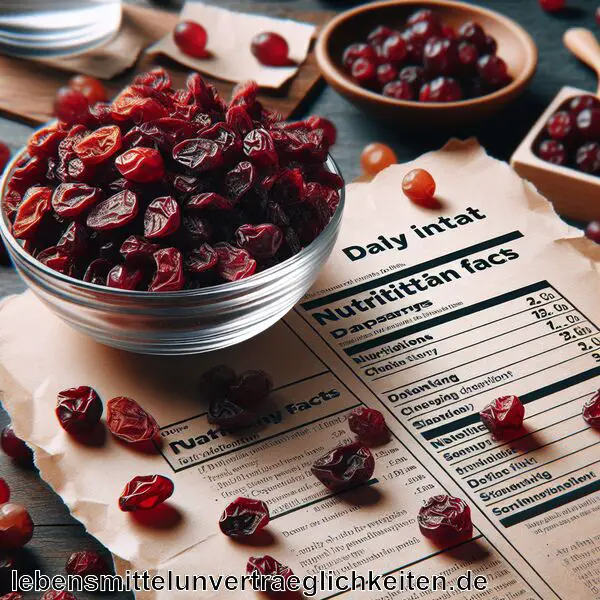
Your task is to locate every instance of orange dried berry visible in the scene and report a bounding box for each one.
[12,186,53,239]
[402,168,437,207]
[360,143,397,176]
[74,126,122,165]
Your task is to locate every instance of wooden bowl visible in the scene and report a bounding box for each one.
[315,0,538,127]
[511,85,600,222]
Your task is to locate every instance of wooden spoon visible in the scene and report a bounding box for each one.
[563,28,600,96]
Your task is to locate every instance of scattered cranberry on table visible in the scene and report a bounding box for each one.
[402,168,437,207]
[582,390,600,427]
[360,142,397,176]
[585,220,600,243]
[106,396,159,443]
[246,555,294,590]
[219,497,270,537]
[0,425,33,464]
[119,474,174,512]
[56,386,103,435]
[535,94,600,175]
[6,69,340,291]
[174,21,209,58]
[65,550,111,576]
[342,10,511,102]
[539,0,566,12]
[311,441,375,492]
[0,479,9,504]
[0,503,34,550]
[348,406,388,444]
[480,395,525,434]
[418,494,472,543]
[251,32,290,67]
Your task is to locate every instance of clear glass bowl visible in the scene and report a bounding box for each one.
[0,150,344,355]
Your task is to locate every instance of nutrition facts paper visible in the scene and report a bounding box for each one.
[0,140,598,599]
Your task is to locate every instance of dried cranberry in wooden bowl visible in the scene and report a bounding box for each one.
[0,70,344,355]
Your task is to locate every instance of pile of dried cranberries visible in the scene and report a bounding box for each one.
[534,94,600,175]
[341,9,511,102]
[3,68,340,291]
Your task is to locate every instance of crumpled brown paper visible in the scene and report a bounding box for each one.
[1,141,600,599]
[146,2,316,89]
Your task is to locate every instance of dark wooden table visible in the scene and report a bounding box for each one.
[0,0,598,596]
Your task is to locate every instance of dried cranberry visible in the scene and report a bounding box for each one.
[583,391,600,427]
[477,55,510,87]
[174,21,208,58]
[424,37,459,76]
[419,77,462,102]
[235,224,283,259]
[458,21,486,52]
[376,63,399,86]
[144,196,181,239]
[200,365,236,400]
[106,396,159,443]
[54,87,89,125]
[383,80,414,100]
[51,183,102,218]
[575,143,600,174]
[219,497,269,537]
[411,18,442,41]
[187,192,234,211]
[246,555,293,590]
[12,186,52,239]
[251,32,290,66]
[348,407,388,442]
[37,247,74,276]
[1,426,33,463]
[0,479,10,504]
[457,42,479,74]
[418,495,472,542]
[27,124,65,158]
[56,222,88,258]
[107,264,144,290]
[115,147,164,183]
[208,397,255,429]
[41,593,77,600]
[228,370,273,406]
[173,138,223,172]
[351,57,376,83]
[305,116,337,146]
[402,168,437,207]
[381,33,407,63]
[111,86,167,123]
[546,111,575,141]
[150,248,184,291]
[244,129,278,167]
[120,236,159,264]
[119,474,174,512]
[225,162,256,202]
[342,43,377,70]
[56,386,103,434]
[311,442,375,491]
[538,140,567,165]
[367,25,393,48]
[66,550,110,576]
[74,126,121,165]
[215,243,257,281]
[480,395,525,433]
[69,75,107,105]
[83,259,111,285]
[86,190,138,231]
[0,503,34,550]
[0,593,22,600]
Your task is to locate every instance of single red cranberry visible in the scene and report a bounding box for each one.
[174,21,208,58]
[576,143,600,174]
[219,497,270,537]
[381,33,407,63]
[246,555,293,590]
[418,495,472,543]
[12,186,53,240]
[150,247,184,291]
[54,87,89,125]
[185,244,218,275]
[458,21,486,52]
[351,57,377,83]
[86,190,139,231]
[367,25,394,48]
[582,390,600,426]
[106,396,159,443]
[69,75,107,105]
[251,32,290,66]
[115,147,165,183]
[311,442,375,491]
[480,395,525,433]
[570,94,600,116]
[144,196,181,239]
[66,550,111,576]
[1,426,33,463]
[120,236,159,265]
[200,365,237,400]
[0,503,34,550]
[74,126,121,165]
[214,243,257,282]
[382,80,414,100]
[539,0,565,12]
[376,63,399,86]
[305,116,337,146]
[458,42,479,73]
[424,37,459,76]
[51,183,102,218]
[576,108,600,139]
[399,65,426,91]
[208,397,255,429]
[235,223,283,259]
[477,55,510,87]
[119,474,174,512]
[410,19,442,42]
[0,479,10,504]
[538,139,567,165]
[107,264,144,290]
[348,406,388,443]
[342,43,377,70]
[56,386,103,435]
[585,221,600,243]
[419,77,463,102]
[243,128,278,167]
[228,370,273,406]
[546,111,575,141]
[403,30,426,63]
